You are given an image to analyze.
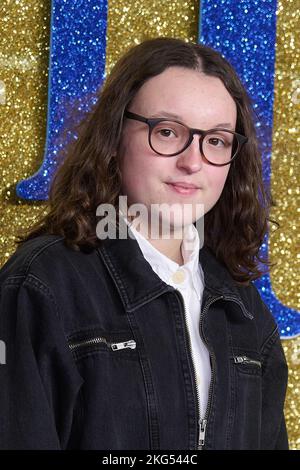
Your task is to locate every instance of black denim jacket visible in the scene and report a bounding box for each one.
[0,233,289,450]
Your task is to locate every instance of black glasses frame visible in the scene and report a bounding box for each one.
[124,110,248,166]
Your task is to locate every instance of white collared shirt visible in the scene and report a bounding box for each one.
[121,216,211,419]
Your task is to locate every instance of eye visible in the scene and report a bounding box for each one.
[205,132,233,148]
[208,137,226,147]
[156,128,177,138]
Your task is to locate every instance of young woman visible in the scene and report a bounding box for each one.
[0,37,288,450]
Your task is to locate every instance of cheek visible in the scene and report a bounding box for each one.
[120,133,169,178]
[210,166,229,185]
[206,166,230,196]
[119,140,156,195]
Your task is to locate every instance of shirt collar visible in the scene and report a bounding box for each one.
[120,214,203,300]
[97,224,253,318]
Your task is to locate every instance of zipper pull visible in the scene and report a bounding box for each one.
[233,356,246,364]
[198,418,207,449]
[110,340,136,351]
[233,356,261,367]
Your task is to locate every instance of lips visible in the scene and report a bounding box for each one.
[166,182,201,196]
[168,182,200,189]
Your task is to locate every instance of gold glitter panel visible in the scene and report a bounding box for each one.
[282,338,300,449]
[0,0,51,267]
[272,0,300,450]
[105,0,199,74]
[271,1,299,312]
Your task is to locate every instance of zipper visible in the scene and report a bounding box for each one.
[174,290,202,449]
[197,293,254,449]
[174,289,225,451]
[233,356,261,367]
[197,294,225,450]
[69,336,136,352]
[221,295,253,320]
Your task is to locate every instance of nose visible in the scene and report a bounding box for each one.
[176,135,203,173]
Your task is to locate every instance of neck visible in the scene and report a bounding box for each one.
[148,237,184,265]
[126,215,185,265]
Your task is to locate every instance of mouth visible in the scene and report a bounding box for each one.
[166,182,201,196]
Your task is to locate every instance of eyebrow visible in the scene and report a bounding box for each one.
[149,110,235,130]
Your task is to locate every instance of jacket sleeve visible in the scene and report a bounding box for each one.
[274,412,289,450]
[259,303,289,450]
[0,275,84,449]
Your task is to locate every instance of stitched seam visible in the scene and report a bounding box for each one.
[6,236,64,279]
[260,329,280,375]
[70,348,139,362]
[170,292,197,450]
[226,321,235,449]
[97,248,130,305]
[127,311,160,450]
[125,312,153,449]
[4,273,54,299]
[260,326,278,356]
[98,247,167,310]
[66,327,134,341]
[2,274,64,325]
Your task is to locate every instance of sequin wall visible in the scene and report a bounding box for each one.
[271,0,300,451]
[0,0,299,449]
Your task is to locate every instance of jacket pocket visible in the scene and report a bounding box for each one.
[66,328,148,449]
[67,329,137,361]
[230,352,263,448]
[231,354,262,375]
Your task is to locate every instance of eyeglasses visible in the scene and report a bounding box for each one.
[124,110,248,166]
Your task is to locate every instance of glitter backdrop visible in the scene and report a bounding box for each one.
[16,0,108,200]
[0,0,51,261]
[198,0,299,448]
[0,0,299,449]
[199,0,299,340]
[271,0,300,449]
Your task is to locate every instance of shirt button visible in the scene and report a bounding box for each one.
[171,269,186,284]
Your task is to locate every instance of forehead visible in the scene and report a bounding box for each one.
[130,66,237,128]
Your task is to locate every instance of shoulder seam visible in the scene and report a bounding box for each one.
[3,236,65,284]
[2,273,62,321]
[21,236,65,276]
[260,325,279,355]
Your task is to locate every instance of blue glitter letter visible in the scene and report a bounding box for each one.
[198,0,299,337]
[16,0,108,200]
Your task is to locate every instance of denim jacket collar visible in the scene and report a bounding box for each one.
[97,226,253,319]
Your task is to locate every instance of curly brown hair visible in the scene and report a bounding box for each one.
[15,37,279,285]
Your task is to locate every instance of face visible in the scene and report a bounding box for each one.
[118,66,237,235]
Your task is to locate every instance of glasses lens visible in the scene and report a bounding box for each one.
[202,130,238,164]
[150,121,190,155]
